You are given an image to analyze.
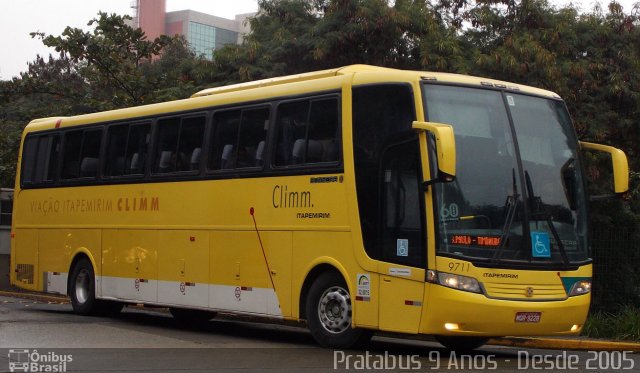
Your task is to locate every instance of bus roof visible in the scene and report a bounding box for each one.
[24,64,560,133]
[192,64,559,99]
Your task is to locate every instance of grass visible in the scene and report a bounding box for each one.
[582,305,640,341]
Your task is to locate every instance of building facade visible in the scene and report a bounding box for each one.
[130,0,253,59]
[0,189,13,288]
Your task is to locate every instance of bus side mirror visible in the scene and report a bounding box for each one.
[412,121,456,184]
[580,141,629,198]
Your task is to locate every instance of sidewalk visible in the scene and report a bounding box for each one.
[488,336,640,352]
[1,288,638,352]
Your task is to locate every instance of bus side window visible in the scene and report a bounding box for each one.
[177,116,206,172]
[61,129,102,180]
[275,101,309,166]
[105,124,128,177]
[45,136,60,182]
[308,98,340,163]
[61,131,83,180]
[21,137,38,184]
[209,110,241,171]
[22,133,62,186]
[79,129,102,178]
[125,124,150,175]
[155,117,180,173]
[237,108,270,168]
[274,97,340,167]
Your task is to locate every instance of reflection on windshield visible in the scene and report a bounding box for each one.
[424,85,588,266]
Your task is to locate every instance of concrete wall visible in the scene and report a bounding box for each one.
[1,189,13,289]
[0,228,9,288]
[0,254,8,289]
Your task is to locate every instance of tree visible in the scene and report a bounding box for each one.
[213,0,467,80]
[31,12,174,108]
[1,12,210,187]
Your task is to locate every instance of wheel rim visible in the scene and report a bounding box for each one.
[317,285,352,334]
[75,269,90,305]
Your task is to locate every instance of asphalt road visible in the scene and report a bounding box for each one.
[0,295,637,372]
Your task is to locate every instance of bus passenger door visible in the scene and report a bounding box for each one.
[377,141,426,333]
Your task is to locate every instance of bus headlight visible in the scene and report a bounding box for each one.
[569,280,591,296]
[429,271,482,294]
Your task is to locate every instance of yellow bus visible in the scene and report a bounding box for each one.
[11,65,629,350]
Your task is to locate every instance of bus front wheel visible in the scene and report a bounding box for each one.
[435,335,489,351]
[305,271,372,348]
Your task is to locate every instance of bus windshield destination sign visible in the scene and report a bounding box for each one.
[449,235,501,247]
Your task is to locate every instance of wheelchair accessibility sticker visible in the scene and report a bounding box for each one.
[531,231,551,258]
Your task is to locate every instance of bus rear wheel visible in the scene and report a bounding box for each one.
[435,335,489,351]
[69,258,99,315]
[305,271,372,348]
[69,257,122,316]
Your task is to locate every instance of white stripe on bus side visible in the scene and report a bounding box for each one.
[43,272,282,317]
[43,272,68,295]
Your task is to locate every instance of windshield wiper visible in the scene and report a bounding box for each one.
[524,171,570,266]
[492,168,519,264]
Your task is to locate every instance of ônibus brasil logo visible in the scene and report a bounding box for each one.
[7,349,73,372]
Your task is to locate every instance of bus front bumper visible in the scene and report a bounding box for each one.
[420,285,590,337]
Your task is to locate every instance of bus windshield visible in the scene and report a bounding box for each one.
[424,84,588,267]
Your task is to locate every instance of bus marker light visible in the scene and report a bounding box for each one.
[190,236,195,242]
[571,324,580,332]
[444,323,459,331]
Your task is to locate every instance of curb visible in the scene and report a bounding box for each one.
[0,290,70,304]
[1,290,638,352]
[489,337,640,352]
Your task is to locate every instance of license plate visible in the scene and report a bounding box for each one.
[515,312,541,323]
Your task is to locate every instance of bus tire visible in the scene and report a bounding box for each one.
[435,335,489,351]
[306,271,372,348]
[170,307,217,325]
[69,257,99,316]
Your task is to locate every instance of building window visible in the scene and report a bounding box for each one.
[0,198,12,226]
[188,21,239,59]
[189,21,216,59]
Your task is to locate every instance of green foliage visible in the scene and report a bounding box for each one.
[583,305,640,341]
[0,12,213,187]
[31,12,173,107]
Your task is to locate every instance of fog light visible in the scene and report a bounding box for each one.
[444,323,459,331]
[571,324,581,332]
